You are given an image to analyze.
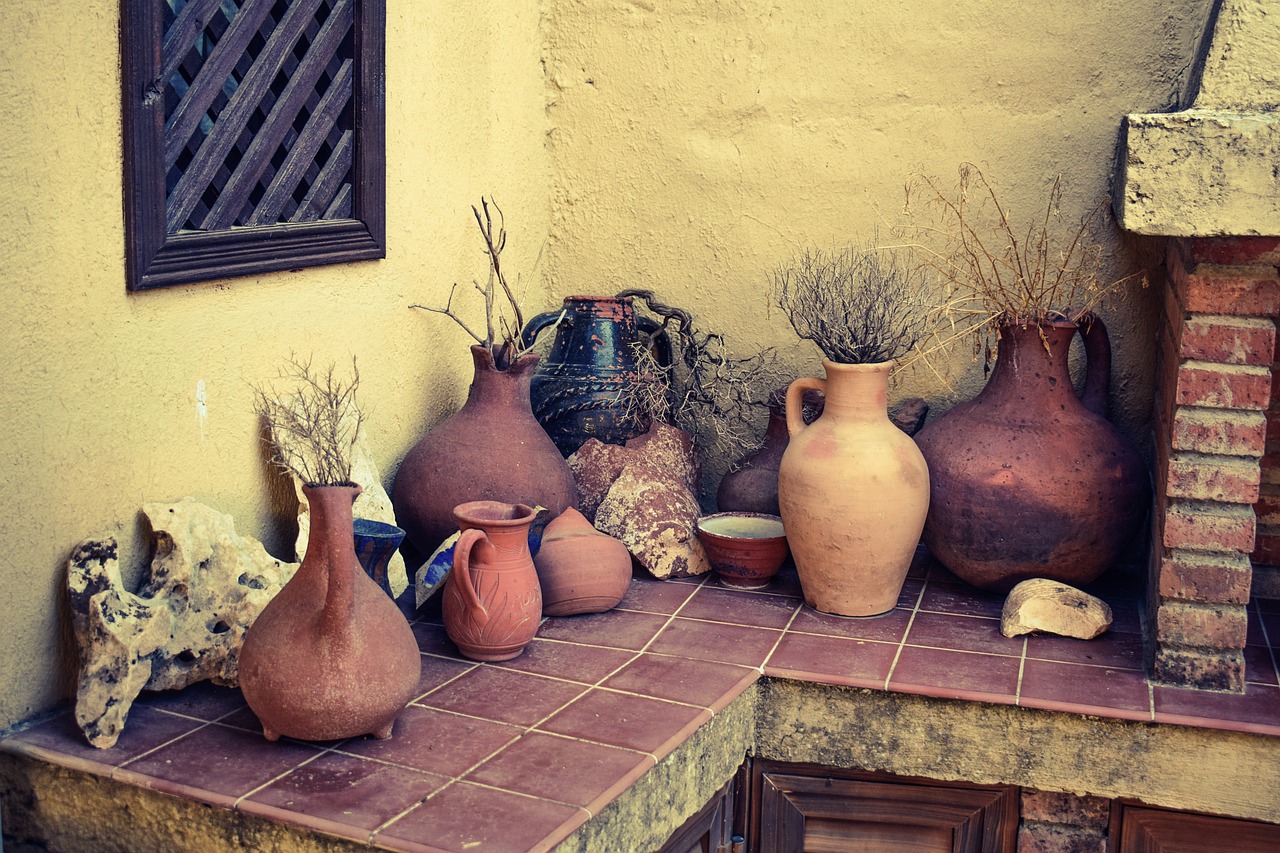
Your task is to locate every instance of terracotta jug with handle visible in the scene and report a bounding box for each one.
[443,501,542,661]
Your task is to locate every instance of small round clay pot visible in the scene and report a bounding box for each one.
[534,508,632,616]
[695,512,788,590]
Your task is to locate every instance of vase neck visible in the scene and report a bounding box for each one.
[978,321,1079,407]
[466,346,537,411]
[302,483,361,635]
[819,361,892,423]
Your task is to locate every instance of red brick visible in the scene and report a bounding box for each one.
[1169,407,1266,457]
[1262,453,1280,486]
[1157,548,1252,605]
[1162,501,1255,552]
[1019,791,1110,828]
[1174,361,1270,410]
[1168,241,1280,316]
[1255,489,1280,526]
[1184,235,1280,266]
[1252,528,1280,566]
[1016,823,1105,853]
[1180,314,1275,366]
[1164,454,1260,503]
[1152,645,1246,691]
[1162,279,1187,349]
[1155,599,1248,649]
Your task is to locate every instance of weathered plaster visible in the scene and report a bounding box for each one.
[1117,0,1280,236]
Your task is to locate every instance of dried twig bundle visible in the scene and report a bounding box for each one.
[773,241,930,364]
[253,355,364,487]
[412,197,539,370]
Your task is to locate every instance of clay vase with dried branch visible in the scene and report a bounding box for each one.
[239,484,421,742]
[778,361,930,616]
[392,346,578,556]
[913,316,1148,591]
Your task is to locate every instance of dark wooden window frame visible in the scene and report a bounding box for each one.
[122,0,386,291]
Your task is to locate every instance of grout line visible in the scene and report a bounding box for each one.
[884,573,928,690]
[232,748,329,810]
[761,604,803,673]
[1013,637,1028,703]
[368,777,460,843]
[114,720,213,771]
[407,657,480,704]
[1254,598,1280,686]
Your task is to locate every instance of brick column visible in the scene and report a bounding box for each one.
[1016,790,1109,853]
[1151,238,1280,691]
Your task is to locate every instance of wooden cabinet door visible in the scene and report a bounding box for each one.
[751,761,1017,853]
[1115,804,1280,852]
[657,767,748,853]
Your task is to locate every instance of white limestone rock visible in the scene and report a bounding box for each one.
[69,499,297,748]
[1000,578,1113,640]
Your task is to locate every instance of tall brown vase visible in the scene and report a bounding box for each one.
[239,484,422,742]
[777,361,930,617]
[913,317,1149,591]
[392,346,578,555]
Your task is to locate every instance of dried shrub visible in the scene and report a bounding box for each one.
[253,355,364,487]
[772,241,931,364]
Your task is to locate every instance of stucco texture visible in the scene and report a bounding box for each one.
[2,1,1214,731]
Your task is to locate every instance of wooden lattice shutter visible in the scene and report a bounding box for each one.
[123,0,385,290]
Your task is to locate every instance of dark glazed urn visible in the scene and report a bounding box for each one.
[913,317,1149,591]
[239,485,421,742]
[520,295,672,456]
[391,347,578,556]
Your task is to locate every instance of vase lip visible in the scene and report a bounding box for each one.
[302,481,362,496]
[453,500,537,526]
[821,359,893,373]
[470,344,540,373]
[1000,314,1080,332]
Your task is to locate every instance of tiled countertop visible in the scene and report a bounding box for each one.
[5,555,1280,852]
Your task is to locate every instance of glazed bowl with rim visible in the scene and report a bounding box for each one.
[695,512,788,590]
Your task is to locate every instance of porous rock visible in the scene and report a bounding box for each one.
[1000,578,1113,639]
[566,438,630,523]
[595,461,710,579]
[279,422,408,598]
[69,499,297,748]
[567,422,700,523]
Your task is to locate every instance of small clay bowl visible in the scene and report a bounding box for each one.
[696,512,788,590]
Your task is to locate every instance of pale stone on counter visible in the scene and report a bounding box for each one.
[68,500,298,748]
[1000,578,1113,639]
[595,462,710,579]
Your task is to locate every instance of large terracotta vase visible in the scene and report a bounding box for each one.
[913,316,1149,591]
[777,361,930,617]
[443,501,542,661]
[520,295,673,456]
[392,346,578,556]
[239,484,422,742]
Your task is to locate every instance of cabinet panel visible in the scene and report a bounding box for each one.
[1116,805,1280,852]
[751,761,1017,853]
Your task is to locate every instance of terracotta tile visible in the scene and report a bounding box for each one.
[647,618,782,667]
[465,731,651,810]
[1019,659,1152,718]
[411,622,464,658]
[418,667,587,727]
[537,689,709,757]
[239,751,449,839]
[1255,596,1280,615]
[134,681,250,720]
[904,611,1023,657]
[616,578,699,614]
[0,706,204,770]
[375,781,587,853]
[788,605,912,644]
[751,565,805,598]
[678,585,800,629]
[338,705,522,778]
[1024,630,1144,670]
[216,705,270,733]
[918,582,1005,619]
[1248,612,1273,647]
[765,633,898,688]
[491,639,637,684]
[1154,683,1280,734]
[1245,644,1279,686]
[602,654,758,709]
[536,609,669,650]
[897,578,926,609]
[1102,600,1143,635]
[411,654,476,701]
[889,646,1021,704]
[906,545,934,578]
[117,723,321,805]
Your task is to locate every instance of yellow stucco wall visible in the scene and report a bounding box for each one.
[1,1,1213,730]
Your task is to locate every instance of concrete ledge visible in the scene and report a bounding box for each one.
[1118,110,1280,237]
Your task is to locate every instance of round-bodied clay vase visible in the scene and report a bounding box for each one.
[533,507,632,616]
[717,401,789,516]
[913,316,1149,591]
[444,501,542,661]
[392,346,578,556]
[696,512,789,590]
[239,484,422,742]
[777,361,930,617]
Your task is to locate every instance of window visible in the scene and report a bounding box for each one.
[122,0,385,290]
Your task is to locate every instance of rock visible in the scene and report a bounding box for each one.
[1000,578,1113,639]
[890,397,929,437]
[567,439,630,523]
[279,421,408,599]
[567,422,701,523]
[625,422,701,493]
[68,500,298,748]
[595,462,710,579]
